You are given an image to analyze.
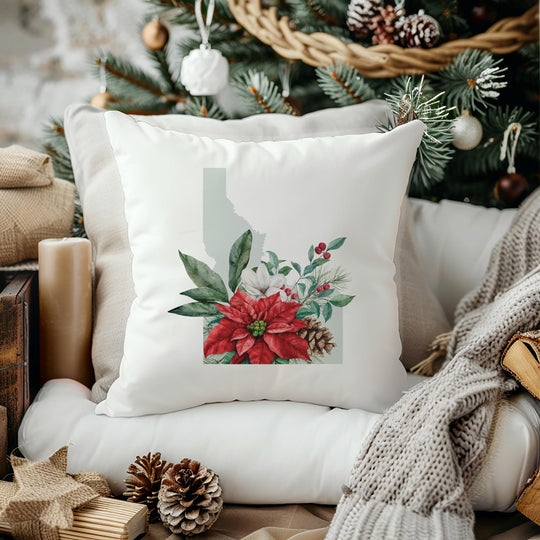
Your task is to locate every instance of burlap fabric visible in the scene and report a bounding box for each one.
[0,447,110,540]
[0,145,75,266]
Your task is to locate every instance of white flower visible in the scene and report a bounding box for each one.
[241,265,285,299]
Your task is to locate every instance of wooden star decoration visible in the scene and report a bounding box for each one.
[0,447,100,540]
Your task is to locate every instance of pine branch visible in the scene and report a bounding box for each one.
[232,70,296,115]
[381,76,455,193]
[42,118,74,182]
[94,54,184,105]
[431,50,507,112]
[185,96,227,119]
[145,47,182,96]
[316,64,375,106]
[285,0,348,26]
[422,0,468,39]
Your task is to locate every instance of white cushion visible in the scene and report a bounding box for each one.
[19,378,539,511]
[409,198,517,321]
[95,113,424,416]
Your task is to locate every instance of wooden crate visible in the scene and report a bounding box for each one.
[0,272,38,452]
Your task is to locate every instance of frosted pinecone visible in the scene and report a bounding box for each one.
[158,458,223,536]
[347,0,383,40]
[395,10,440,48]
[368,4,400,45]
[297,317,337,356]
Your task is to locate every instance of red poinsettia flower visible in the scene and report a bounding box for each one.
[204,291,310,364]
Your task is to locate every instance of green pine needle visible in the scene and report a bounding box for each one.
[285,0,348,27]
[185,96,227,119]
[381,76,455,192]
[431,50,507,112]
[315,65,375,106]
[232,70,296,115]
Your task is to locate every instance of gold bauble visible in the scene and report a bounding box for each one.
[90,91,113,109]
[142,19,169,51]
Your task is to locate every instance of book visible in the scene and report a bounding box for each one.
[0,497,148,540]
[501,330,540,399]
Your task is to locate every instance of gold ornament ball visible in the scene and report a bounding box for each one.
[451,113,483,151]
[90,91,113,109]
[142,20,169,51]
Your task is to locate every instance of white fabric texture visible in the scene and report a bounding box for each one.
[18,377,539,509]
[96,113,424,416]
[64,101,396,403]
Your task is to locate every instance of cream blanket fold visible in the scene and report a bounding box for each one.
[328,189,540,539]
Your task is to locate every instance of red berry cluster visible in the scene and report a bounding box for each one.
[314,242,331,260]
[280,285,298,300]
[316,283,331,293]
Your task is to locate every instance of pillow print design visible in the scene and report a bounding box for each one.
[170,231,354,365]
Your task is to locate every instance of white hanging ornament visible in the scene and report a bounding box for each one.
[451,109,483,150]
[180,0,229,96]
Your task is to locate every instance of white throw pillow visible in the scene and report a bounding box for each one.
[95,112,424,417]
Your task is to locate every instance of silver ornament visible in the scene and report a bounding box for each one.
[451,113,483,151]
[180,46,229,96]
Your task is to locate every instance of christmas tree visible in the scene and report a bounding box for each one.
[44,0,539,235]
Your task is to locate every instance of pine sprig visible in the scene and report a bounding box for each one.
[285,0,348,26]
[431,50,507,112]
[185,96,227,119]
[382,76,455,192]
[42,119,74,182]
[315,64,375,106]
[94,54,184,106]
[232,70,296,115]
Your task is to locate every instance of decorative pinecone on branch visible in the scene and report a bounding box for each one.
[347,0,383,40]
[395,11,440,48]
[124,452,172,523]
[158,458,223,536]
[368,5,400,45]
[297,317,337,356]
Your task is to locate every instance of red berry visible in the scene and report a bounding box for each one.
[316,286,323,293]
[280,284,285,290]
[285,288,291,296]
[323,283,330,290]
[318,242,326,250]
[291,293,298,300]
[314,246,322,255]
[323,252,331,259]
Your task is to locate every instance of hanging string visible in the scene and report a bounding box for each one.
[499,122,522,174]
[279,62,292,98]
[99,58,107,93]
[195,0,215,48]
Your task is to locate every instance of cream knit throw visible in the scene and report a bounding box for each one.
[327,189,540,540]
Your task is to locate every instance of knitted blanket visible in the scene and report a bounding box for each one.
[327,189,540,540]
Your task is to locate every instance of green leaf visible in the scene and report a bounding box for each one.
[262,261,273,273]
[267,250,279,270]
[228,230,253,292]
[308,245,315,262]
[327,237,346,251]
[304,259,328,275]
[322,302,333,322]
[298,282,306,295]
[169,302,222,317]
[296,307,312,319]
[330,294,355,307]
[308,284,317,296]
[181,287,227,303]
[204,351,236,364]
[292,262,302,275]
[273,357,290,364]
[310,301,321,318]
[278,266,292,276]
[317,288,334,298]
[179,251,229,300]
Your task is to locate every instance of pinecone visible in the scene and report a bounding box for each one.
[368,5,400,45]
[395,11,440,49]
[158,458,223,536]
[346,0,383,40]
[124,452,172,523]
[297,317,337,357]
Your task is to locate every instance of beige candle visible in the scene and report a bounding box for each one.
[38,238,93,387]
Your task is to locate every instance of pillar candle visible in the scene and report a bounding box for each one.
[38,238,93,387]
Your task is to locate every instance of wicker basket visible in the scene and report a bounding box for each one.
[227,0,539,78]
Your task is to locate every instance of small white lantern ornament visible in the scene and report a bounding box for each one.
[180,0,229,96]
